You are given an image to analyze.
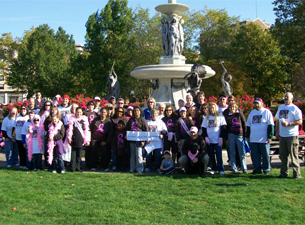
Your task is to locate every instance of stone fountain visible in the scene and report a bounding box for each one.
[130,0,215,109]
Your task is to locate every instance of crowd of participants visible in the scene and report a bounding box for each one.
[0,91,303,179]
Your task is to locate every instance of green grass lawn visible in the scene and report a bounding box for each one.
[1,168,304,224]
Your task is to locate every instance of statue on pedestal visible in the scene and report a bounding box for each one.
[220,61,233,96]
[183,64,206,98]
[104,62,120,100]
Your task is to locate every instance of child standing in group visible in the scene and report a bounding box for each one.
[26,115,44,171]
[158,150,175,174]
[113,120,128,171]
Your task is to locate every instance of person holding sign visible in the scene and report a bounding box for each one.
[126,106,149,173]
[145,109,167,172]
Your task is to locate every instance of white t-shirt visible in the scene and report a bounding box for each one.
[21,121,32,136]
[275,103,302,137]
[201,114,226,144]
[1,116,16,139]
[246,108,274,143]
[31,126,42,154]
[218,105,228,114]
[147,119,168,149]
[14,114,29,140]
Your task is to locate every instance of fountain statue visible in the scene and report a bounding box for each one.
[104,62,120,100]
[130,0,215,109]
[220,61,233,96]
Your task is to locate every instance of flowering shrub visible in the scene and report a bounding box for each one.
[1,95,109,117]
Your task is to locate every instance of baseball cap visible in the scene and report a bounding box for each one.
[253,97,263,103]
[179,107,187,112]
[94,96,101,101]
[190,126,198,133]
[163,150,172,156]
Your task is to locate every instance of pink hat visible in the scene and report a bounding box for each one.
[190,126,198,133]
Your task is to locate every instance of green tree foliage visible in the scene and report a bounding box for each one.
[0,33,18,70]
[271,0,305,62]
[7,24,78,97]
[192,8,240,62]
[231,23,289,104]
[200,59,253,98]
[85,0,135,97]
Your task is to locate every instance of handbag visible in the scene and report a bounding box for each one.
[242,139,251,157]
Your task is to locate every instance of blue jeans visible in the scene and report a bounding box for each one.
[208,144,224,172]
[250,143,270,173]
[52,150,65,172]
[145,148,162,170]
[228,133,247,172]
[4,138,18,166]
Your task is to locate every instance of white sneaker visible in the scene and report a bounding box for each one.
[91,168,96,172]
[104,168,109,172]
[19,166,24,169]
[210,170,215,175]
[33,168,37,171]
[15,163,20,167]
[7,165,11,168]
[23,167,29,170]
[112,166,116,171]
[52,170,57,173]
[36,169,40,172]
[220,171,225,175]
[145,168,151,173]
[61,170,65,174]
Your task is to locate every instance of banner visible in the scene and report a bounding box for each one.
[127,131,160,141]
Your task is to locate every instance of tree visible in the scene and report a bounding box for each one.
[85,0,135,98]
[7,24,78,97]
[271,0,305,62]
[191,8,240,62]
[0,33,19,71]
[231,23,290,104]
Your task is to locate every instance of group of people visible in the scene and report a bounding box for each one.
[1,91,303,179]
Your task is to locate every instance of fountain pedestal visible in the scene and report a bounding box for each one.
[130,0,215,109]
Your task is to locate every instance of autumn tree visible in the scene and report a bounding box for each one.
[231,23,290,104]
[7,24,78,97]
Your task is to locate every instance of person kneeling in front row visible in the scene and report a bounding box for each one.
[178,126,209,175]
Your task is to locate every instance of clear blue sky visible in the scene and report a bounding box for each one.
[1,0,277,45]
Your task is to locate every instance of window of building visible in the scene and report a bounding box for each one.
[0,68,4,74]
[0,75,4,81]
[0,84,4,89]
[7,85,13,90]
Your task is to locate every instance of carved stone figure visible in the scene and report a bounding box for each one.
[104,62,120,100]
[220,61,233,96]
[161,19,169,55]
[178,19,184,54]
[169,18,179,55]
[183,64,206,98]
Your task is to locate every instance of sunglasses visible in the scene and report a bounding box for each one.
[118,102,124,104]
[148,102,154,104]
[21,108,26,110]
[166,109,172,111]
[108,108,113,110]
[202,107,207,110]
[33,119,39,122]
[45,104,51,106]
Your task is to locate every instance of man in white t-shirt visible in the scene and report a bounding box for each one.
[275,92,302,179]
[218,93,228,114]
[246,97,274,175]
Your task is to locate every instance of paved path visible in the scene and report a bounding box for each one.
[0,147,298,174]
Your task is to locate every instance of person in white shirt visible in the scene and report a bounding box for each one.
[14,105,29,169]
[246,97,274,175]
[218,93,228,114]
[275,92,302,179]
[145,109,167,172]
[1,107,18,168]
[201,102,227,175]
[158,103,166,120]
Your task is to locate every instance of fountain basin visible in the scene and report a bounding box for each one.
[155,3,189,14]
[131,64,215,80]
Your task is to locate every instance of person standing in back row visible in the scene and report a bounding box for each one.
[275,92,302,180]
